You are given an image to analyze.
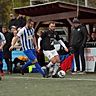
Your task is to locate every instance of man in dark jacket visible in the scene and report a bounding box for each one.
[2,26,14,74]
[8,14,17,30]
[71,18,87,73]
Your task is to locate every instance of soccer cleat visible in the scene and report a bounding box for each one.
[71,71,77,75]
[44,67,51,78]
[52,74,59,78]
[21,69,24,75]
[78,71,86,74]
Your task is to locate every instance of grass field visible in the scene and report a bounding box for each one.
[0,73,96,96]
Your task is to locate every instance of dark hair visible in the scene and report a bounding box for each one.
[27,18,34,23]
[2,25,7,29]
[49,21,55,25]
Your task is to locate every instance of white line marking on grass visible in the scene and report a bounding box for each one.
[7,76,96,82]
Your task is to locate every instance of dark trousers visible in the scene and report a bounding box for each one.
[37,51,45,67]
[3,51,12,72]
[73,46,85,71]
[0,51,3,72]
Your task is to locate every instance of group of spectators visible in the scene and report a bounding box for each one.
[8,13,26,30]
[0,13,26,76]
[0,14,96,78]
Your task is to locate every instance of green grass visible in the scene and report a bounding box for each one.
[0,73,96,96]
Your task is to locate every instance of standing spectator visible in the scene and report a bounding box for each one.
[8,13,17,30]
[0,31,6,76]
[70,18,87,73]
[90,32,96,42]
[16,14,26,29]
[10,26,17,36]
[9,18,45,77]
[11,26,21,50]
[37,30,45,67]
[38,21,68,77]
[2,26,14,74]
[87,34,91,42]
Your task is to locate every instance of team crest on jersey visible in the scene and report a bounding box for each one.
[77,28,80,31]
[28,36,33,40]
[54,35,56,38]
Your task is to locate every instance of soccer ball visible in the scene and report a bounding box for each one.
[57,70,66,78]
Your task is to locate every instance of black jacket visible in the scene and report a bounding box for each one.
[71,25,87,48]
[41,30,60,50]
[3,32,13,52]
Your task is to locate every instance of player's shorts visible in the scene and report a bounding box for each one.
[43,49,59,60]
[24,49,37,61]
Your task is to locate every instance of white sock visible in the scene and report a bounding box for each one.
[52,63,60,76]
[48,66,54,76]
[47,61,53,68]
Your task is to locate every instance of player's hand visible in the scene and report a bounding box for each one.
[36,48,40,53]
[65,48,69,52]
[9,46,14,51]
[0,46,3,50]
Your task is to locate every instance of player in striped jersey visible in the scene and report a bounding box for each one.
[9,18,45,77]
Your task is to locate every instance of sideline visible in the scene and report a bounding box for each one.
[5,76,96,82]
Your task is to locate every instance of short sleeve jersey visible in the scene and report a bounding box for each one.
[17,27,35,51]
[41,30,60,50]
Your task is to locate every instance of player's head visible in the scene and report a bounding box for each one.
[26,18,34,29]
[49,21,56,31]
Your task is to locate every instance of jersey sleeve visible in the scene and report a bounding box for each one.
[17,28,24,37]
[0,33,6,41]
[0,32,6,44]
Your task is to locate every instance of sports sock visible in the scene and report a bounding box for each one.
[35,62,45,77]
[52,63,60,76]
[47,61,53,68]
[22,60,32,70]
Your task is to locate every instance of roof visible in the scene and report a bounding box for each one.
[14,1,96,24]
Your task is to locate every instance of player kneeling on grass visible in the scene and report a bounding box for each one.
[37,21,68,78]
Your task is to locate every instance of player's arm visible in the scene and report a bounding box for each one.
[58,40,69,52]
[37,37,42,51]
[9,28,23,51]
[55,32,68,52]
[0,33,6,50]
[9,36,19,51]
